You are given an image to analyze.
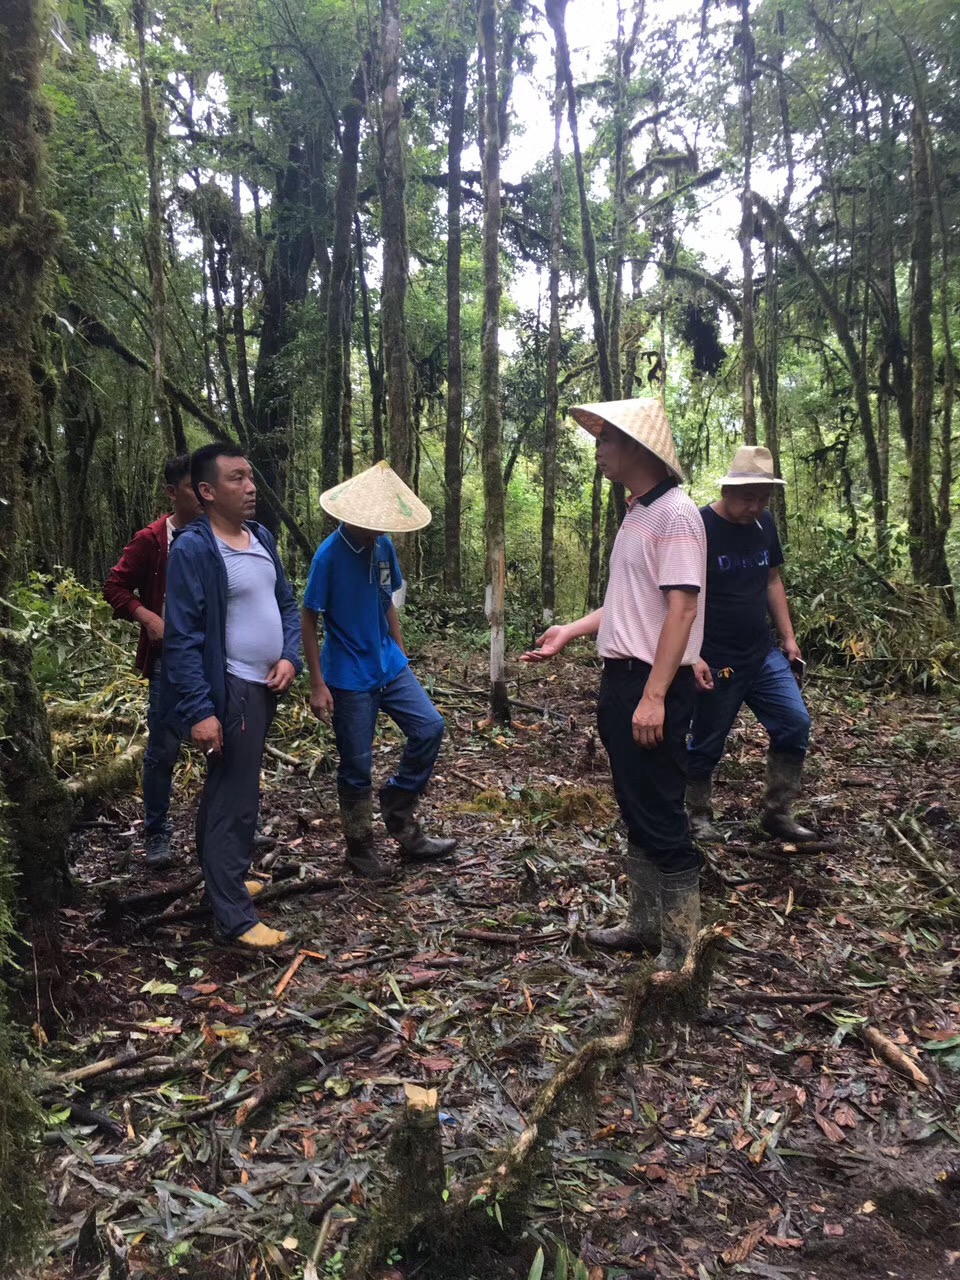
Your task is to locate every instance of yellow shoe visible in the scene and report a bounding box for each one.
[234,922,289,950]
[244,880,266,898]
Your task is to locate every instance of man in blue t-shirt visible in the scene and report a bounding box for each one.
[686,446,815,843]
[301,462,456,879]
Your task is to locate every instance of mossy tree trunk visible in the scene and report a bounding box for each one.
[0,6,74,1266]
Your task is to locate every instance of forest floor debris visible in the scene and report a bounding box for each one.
[23,649,960,1279]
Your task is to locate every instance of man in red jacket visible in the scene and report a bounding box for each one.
[104,456,201,869]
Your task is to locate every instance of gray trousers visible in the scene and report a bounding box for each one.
[195,674,277,938]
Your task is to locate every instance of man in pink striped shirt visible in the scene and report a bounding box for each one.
[523,399,705,971]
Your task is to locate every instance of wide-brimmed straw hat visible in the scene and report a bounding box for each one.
[719,445,786,487]
[319,460,432,533]
[568,397,684,482]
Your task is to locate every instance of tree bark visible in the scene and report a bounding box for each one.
[738,0,758,447]
[541,57,563,625]
[546,0,613,402]
[322,86,364,492]
[907,105,948,593]
[444,49,468,592]
[377,0,414,482]
[355,215,385,460]
[133,0,176,455]
[479,0,510,723]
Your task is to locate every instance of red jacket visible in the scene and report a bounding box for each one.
[103,515,171,676]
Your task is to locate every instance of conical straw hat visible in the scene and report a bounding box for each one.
[569,397,684,482]
[319,460,432,533]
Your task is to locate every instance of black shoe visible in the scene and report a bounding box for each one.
[145,830,173,871]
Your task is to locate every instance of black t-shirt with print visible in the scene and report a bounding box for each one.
[699,505,784,671]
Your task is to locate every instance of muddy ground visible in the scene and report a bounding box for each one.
[24,646,960,1279]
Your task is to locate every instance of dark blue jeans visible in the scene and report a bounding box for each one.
[144,657,184,836]
[687,647,811,781]
[331,666,445,794]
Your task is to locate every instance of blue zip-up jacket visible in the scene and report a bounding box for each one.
[162,516,302,731]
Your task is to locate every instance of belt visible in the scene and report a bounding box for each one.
[602,657,649,672]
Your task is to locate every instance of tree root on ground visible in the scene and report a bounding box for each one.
[351,925,725,1274]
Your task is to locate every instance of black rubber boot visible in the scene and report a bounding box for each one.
[685,776,723,843]
[379,785,456,863]
[586,844,661,952]
[654,865,701,972]
[338,785,390,880]
[760,752,816,842]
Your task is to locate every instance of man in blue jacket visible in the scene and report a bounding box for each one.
[164,442,302,950]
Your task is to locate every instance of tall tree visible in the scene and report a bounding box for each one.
[541,57,563,624]
[378,0,414,482]
[0,3,73,1265]
[322,78,364,491]
[443,46,468,591]
[737,0,758,446]
[479,0,509,722]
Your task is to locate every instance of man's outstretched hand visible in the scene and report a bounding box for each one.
[521,624,569,664]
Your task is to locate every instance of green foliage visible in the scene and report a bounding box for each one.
[788,523,960,691]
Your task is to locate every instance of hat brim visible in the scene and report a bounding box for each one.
[719,475,787,487]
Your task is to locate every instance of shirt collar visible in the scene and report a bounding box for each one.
[337,524,369,555]
[628,476,679,509]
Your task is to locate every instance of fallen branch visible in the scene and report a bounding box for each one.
[67,742,145,803]
[265,743,304,768]
[721,989,854,1006]
[235,1031,382,1127]
[142,874,342,927]
[101,873,204,926]
[452,928,568,946]
[887,821,955,898]
[858,1023,930,1088]
[52,1046,164,1088]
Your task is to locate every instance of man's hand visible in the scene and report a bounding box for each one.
[521,624,570,663]
[694,658,714,692]
[192,716,223,756]
[632,693,665,748]
[309,684,335,722]
[266,658,296,692]
[135,608,165,644]
[781,638,803,665]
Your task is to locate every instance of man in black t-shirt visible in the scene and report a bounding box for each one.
[686,446,815,843]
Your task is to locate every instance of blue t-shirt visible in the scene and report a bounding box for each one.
[302,526,408,691]
[700,505,784,671]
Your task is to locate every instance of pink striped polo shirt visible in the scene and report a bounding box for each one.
[597,479,706,667]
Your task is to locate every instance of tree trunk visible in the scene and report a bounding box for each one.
[907,105,945,590]
[443,49,468,592]
[541,57,563,625]
[378,0,414,482]
[133,0,176,456]
[322,87,364,491]
[546,0,613,402]
[738,0,758,447]
[251,136,315,532]
[0,8,72,1262]
[587,461,603,610]
[479,0,509,723]
[355,215,385,461]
